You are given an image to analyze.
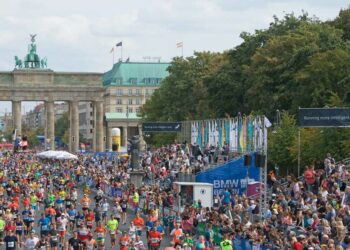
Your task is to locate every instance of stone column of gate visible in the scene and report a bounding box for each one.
[106,127,112,152]
[12,101,22,137]
[94,101,104,152]
[69,101,79,153]
[45,101,55,150]
[123,126,128,147]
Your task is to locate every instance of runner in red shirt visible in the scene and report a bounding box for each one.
[85,209,95,229]
[148,227,162,250]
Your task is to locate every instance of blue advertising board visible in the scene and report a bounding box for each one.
[196,154,260,196]
[299,108,350,127]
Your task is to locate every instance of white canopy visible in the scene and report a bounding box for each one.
[36,150,78,160]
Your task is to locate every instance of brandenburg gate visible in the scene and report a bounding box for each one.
[0,35,105,152]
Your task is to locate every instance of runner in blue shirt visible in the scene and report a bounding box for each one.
[38,213,50,237]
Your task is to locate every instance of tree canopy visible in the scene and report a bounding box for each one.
[141,8,350,173]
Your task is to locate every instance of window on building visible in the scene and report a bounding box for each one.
[150,78,156,84]
[136,98,141,105]
[130,78,137,85]
[117,99,122,105]
[144,78,150,84]
[128,107,133,113]
[136,108,140,113]
[145,89,149,96]
[136,89,141,96]
[116,107,123,113]
[90,129,93,133]
[128,99,133,105]
[115,78,122,85]
[117,89,123,96]
[156,78,162,84]
[90,120,93,125]
[128,89,132,96]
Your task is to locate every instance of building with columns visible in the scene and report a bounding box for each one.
[103,61,170,150]
[0,37,170,152]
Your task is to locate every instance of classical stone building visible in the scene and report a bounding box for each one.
[0,36,105,152]
[1,36,170,152]
[103,61,170,150]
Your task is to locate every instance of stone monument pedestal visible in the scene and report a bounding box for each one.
[129,170,145,188]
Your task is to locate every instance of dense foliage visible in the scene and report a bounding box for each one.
[141,8,350,174]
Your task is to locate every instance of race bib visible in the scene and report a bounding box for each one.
[136,226,142,231]
[121,241,128,246]
[8,242,14,247]
[70,216,75,221]
[41,224,48,230]
[86,221,93,226]
[110,230,115,235]
[151,238,159,243]
[51,236,58,242]
[97,233,104,238]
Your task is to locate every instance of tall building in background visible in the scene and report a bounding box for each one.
[24,103,68,129]
[79,102,94,143]
[103,61,170,150]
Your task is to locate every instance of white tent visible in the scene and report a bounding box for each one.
[36,150,78,160]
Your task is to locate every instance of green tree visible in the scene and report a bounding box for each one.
[268,112,298,175]
[27,129,40,147]
[141,52,227,122]
[330,7,350,40]
[55,112,69,138]
[244,21,345,117]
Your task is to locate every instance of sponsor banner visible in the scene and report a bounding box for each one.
[196,155,260,195]
[299,108,350,127]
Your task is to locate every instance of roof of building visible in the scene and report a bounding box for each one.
[103,61,170,87]
[105,112,140,120]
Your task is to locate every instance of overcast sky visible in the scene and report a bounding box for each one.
[0,0,349,114]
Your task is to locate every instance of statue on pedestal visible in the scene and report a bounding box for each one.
[14,34,48,69]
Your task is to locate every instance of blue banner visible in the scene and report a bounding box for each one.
[196,155,260,195]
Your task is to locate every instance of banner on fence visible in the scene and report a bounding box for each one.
[196,155,260,195]
[190,116,270,154]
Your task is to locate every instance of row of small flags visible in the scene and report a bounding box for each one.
[109,41,183,53]
[191,116,271,153]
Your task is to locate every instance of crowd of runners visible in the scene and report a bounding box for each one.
[0,143,350,249]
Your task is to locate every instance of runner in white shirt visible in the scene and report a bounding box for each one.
[24,231,39,250]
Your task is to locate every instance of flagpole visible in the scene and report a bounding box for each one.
[121,43,123,62]
[113,49,115,65]
[181,44,183,58]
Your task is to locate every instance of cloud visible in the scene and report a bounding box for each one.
[0,0,348,73]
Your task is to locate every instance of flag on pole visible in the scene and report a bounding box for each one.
[264,116,272,152]
[110,47,114,53]
[176,42,183,48]
[116,41,123,47]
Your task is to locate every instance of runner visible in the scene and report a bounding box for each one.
[119,230,130,250]
[95,221,106,250]
[132,213,144,236]
[4,230,17,250]
[148,226,162,250]
[106,215,118,247]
